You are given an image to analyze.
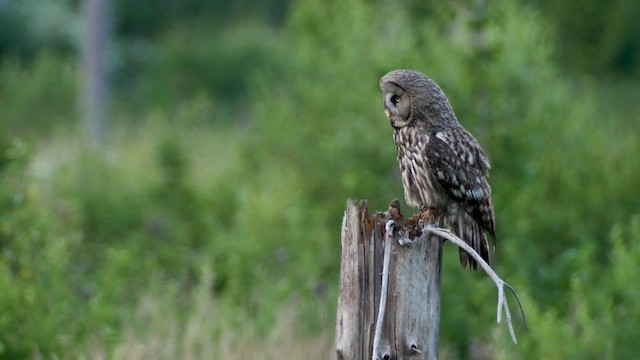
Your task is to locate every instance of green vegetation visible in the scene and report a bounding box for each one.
[1,0,639,358]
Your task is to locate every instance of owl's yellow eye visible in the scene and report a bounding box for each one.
[391,95,400,105]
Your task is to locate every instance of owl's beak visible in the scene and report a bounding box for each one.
[385,109,401,129]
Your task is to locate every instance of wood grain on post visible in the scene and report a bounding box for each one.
[336,199,443,360]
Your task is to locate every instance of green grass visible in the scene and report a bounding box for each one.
[81,267,335,360]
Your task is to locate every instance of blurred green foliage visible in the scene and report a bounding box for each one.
[533,0,640,75]
[0,0,639,359]
[0,0,77,59]
[0,53,77,134]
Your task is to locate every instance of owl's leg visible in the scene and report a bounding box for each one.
[418,204,441,220]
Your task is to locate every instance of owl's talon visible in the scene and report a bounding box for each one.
[397,233,412,246]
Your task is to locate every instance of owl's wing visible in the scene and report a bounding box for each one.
[426,129,495,238]
[427,130,489,201]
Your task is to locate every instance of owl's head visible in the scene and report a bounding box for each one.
[380,69,456,131]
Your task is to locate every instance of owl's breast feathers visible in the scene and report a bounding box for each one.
[394,125,496,239]
[394,127,449,210]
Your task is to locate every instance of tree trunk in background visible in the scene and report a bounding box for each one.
[80,0,111,144]
[335,199,443,360]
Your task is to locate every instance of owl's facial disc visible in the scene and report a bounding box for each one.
[381,82,411,128]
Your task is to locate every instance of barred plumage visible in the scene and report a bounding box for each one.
[380,69,495,269]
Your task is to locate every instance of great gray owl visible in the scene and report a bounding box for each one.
[380,69,495,270]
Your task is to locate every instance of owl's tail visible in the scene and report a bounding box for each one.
[448,211,490,270]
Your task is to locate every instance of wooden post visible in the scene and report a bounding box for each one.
[336,199,443,360]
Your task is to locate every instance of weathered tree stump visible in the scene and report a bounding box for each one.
[335,199,443,360]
